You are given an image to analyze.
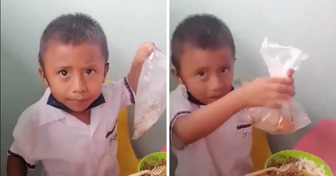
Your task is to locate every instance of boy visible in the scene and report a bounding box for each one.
[170,14,294,176]
[7,13,155,176]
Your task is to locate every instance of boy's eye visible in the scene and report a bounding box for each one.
[197,71,205,77]
[221,68,228,73]
[59,70,68,76]
[86,69,94,75]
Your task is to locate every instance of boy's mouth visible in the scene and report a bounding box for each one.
[68,98,90,103]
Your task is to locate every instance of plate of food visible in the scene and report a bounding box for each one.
[138,152,166,176]
[264,150,332,176]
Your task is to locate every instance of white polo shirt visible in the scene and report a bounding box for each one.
[170,85,253,176]
[8,78,134,176]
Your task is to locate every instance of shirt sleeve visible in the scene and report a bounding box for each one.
[104,77,135,110]
[121,77,136,105]
[169,88,193,150]
[8,108,39,169]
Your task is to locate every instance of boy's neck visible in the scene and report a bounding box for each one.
[47,93,106,112]
[69,110,91,125]
[46,93,105,125]
[187,91,206,105]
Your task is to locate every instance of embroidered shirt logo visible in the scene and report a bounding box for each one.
[236,123,251,130]
[236,123,252,139]
[106,120,118,145]
[243,132,251,139]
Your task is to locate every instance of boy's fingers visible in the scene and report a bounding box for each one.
[272,103,282,109]
[271,98,289,109]
[288,76,294,84]
[292,81,295,96]
[274,84,293,94]
[146,42,155,52]
[287,75,295,96]
[276,94,292,103]
[287,68,295,77]
[267,77,291,85]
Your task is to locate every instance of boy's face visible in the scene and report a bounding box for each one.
[174,46,234,104]
[39,42,109,112]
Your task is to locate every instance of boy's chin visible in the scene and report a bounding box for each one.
[207,92,230,103]
[207,98,220,104]
[67,105,90,113]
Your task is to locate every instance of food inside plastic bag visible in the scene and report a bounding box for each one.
[245,101,309,134]
[245,38,311,134]
[132,49,166,140]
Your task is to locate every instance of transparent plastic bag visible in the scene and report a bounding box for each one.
[132,49,166,140]
[246,38,311,134]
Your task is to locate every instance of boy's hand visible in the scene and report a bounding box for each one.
[237,69,295,108]
[287,68,295,95]
[132,42,155,65]
[287,68,295,78]
[127,42,156,93]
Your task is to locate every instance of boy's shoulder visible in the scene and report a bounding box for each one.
[102,79,127,99]
[102,77,135,105]
[170,85,194,118]
[170,85,187,101]
[15,88,54,127]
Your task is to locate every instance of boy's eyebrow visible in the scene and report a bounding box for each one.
[221,56,235,65]
[54,63,101,69]
[218,63,232,68]
[54,65,72,70]
[83,63,101,68]
[194,66,209,71]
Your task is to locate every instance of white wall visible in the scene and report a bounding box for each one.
[1,0,166,175]
[170,0,336,174]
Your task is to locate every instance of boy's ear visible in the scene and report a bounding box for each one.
[38,68,49,87]
[103,63,110,81]
[171,68,184,85]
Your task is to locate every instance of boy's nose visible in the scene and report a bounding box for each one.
[209,77,223,91]
[72,76,87,93]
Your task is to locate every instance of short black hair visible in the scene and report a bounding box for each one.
[38,13,108,68]
[171,14,235,70]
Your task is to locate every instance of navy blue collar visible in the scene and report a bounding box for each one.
[187,91,206,106]
[47,93,106,112]
[187,86,234,106]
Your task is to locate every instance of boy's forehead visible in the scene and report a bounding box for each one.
[176,45,233,71]
[45,40,103,55]
[42,41,106,63]
[46,39,100,49]
[180,45,233,62]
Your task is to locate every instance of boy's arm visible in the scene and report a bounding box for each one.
[7,155,28,176]
[173,90,245,145]
[173,77,294,145]
[127,42,155,93]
